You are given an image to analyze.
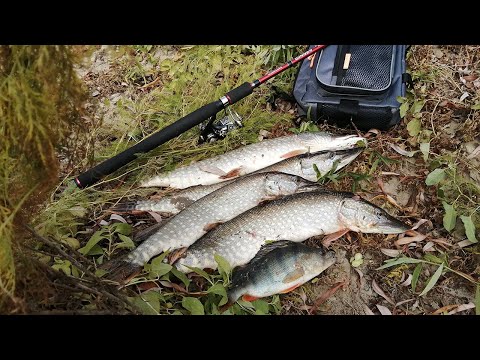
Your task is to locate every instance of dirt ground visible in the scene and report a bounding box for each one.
[21,45,479,315]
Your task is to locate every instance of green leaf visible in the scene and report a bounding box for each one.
[419,263,444,296]
[207,283,228,306]
[149,259,172,278]
[214,253,231,276]
[407,118,421,136]
[185,266,212,283]
[111,222,131,236]
[87,244,104,256]
[476,285,480,315]
[412,100,425,114]
[376,257,424,270]
[78,230,107,255]
[423,253,445,265]
[170,267,191,289]
[400,102,410,118]
[460,215,478,243]
[411,263,423,292]
[425,168,445,186]
[182,297,205,315]
[442,202,457,232]
[471,103,480,110]
[419,142,430,162]
[252,299,270,315]
[117,234,135,249]
[396,96,406,104]
[129,292,160,315]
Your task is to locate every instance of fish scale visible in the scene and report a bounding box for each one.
[175,190,410,272]
[139,132,365,189]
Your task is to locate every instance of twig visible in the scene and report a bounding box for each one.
[24,224,97,278]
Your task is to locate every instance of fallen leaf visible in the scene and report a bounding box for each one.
[109,213,127,223]
[431,304,458,315]
[364,305,375,315]
[380,248,401,257]
[395,233,427,246]
[389,143,417,157]
[411,219,429,230]
[99,219,109,226]
[147,211,163,223]
[310,281,347,314]
[396,298,415,307]
[381,171,400,176]
[376,304,392,315]
[447,302,475,315]
[423,242,435,252]
[458,240,476,248]
[372,279,395,305]
[433,48,443,58]
[459,92,469,102]
[467,145,480,159]
[400,274,412,287]
[354,268,364,286]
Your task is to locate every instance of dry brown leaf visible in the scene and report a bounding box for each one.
[310,281,347,314]
[147,211,163,223]
[381,248,401,257]
[431,304,460,315]
[411,219,429,230]
[400,274,412,287]
[364,305,375,315]
[467,145,480,159]
[109,213,127,223]
[372,279,395,305]
[389,143,417,157]
[395,233,427,246]
[422,241,435,252]
[396,298,415,307]
[447,302,475,315]
[458,239,476,248]
[376,304,392,315]
[381,171,400,176]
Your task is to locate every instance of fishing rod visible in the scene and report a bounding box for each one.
[74,45,327,189]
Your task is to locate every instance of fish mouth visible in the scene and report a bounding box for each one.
[332,134,368,150]
[376,216,411,234]
[298,182,324,192]
[333,148,364,169]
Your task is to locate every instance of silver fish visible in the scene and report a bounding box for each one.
[228,241,336,303]
[140,132,366,189]
[175,190,410,272]
[111,182,230,215]
[104,172,320,282]
[114,148,362,215]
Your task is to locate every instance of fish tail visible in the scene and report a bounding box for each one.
[101,256,143,284]
[110,201,139,213]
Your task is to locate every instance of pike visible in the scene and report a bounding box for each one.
[112,148,363,215]
[226,241,336,304]
[139,132,366,189]
[103,172,320,283]
[175,190,410,272]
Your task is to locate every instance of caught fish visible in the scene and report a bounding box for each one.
[140,132,366,189]
[111,182,229,215]
[227,241,336,304]
[175,190,410,272]
[104,172,320,282]
[113,148,362,215]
